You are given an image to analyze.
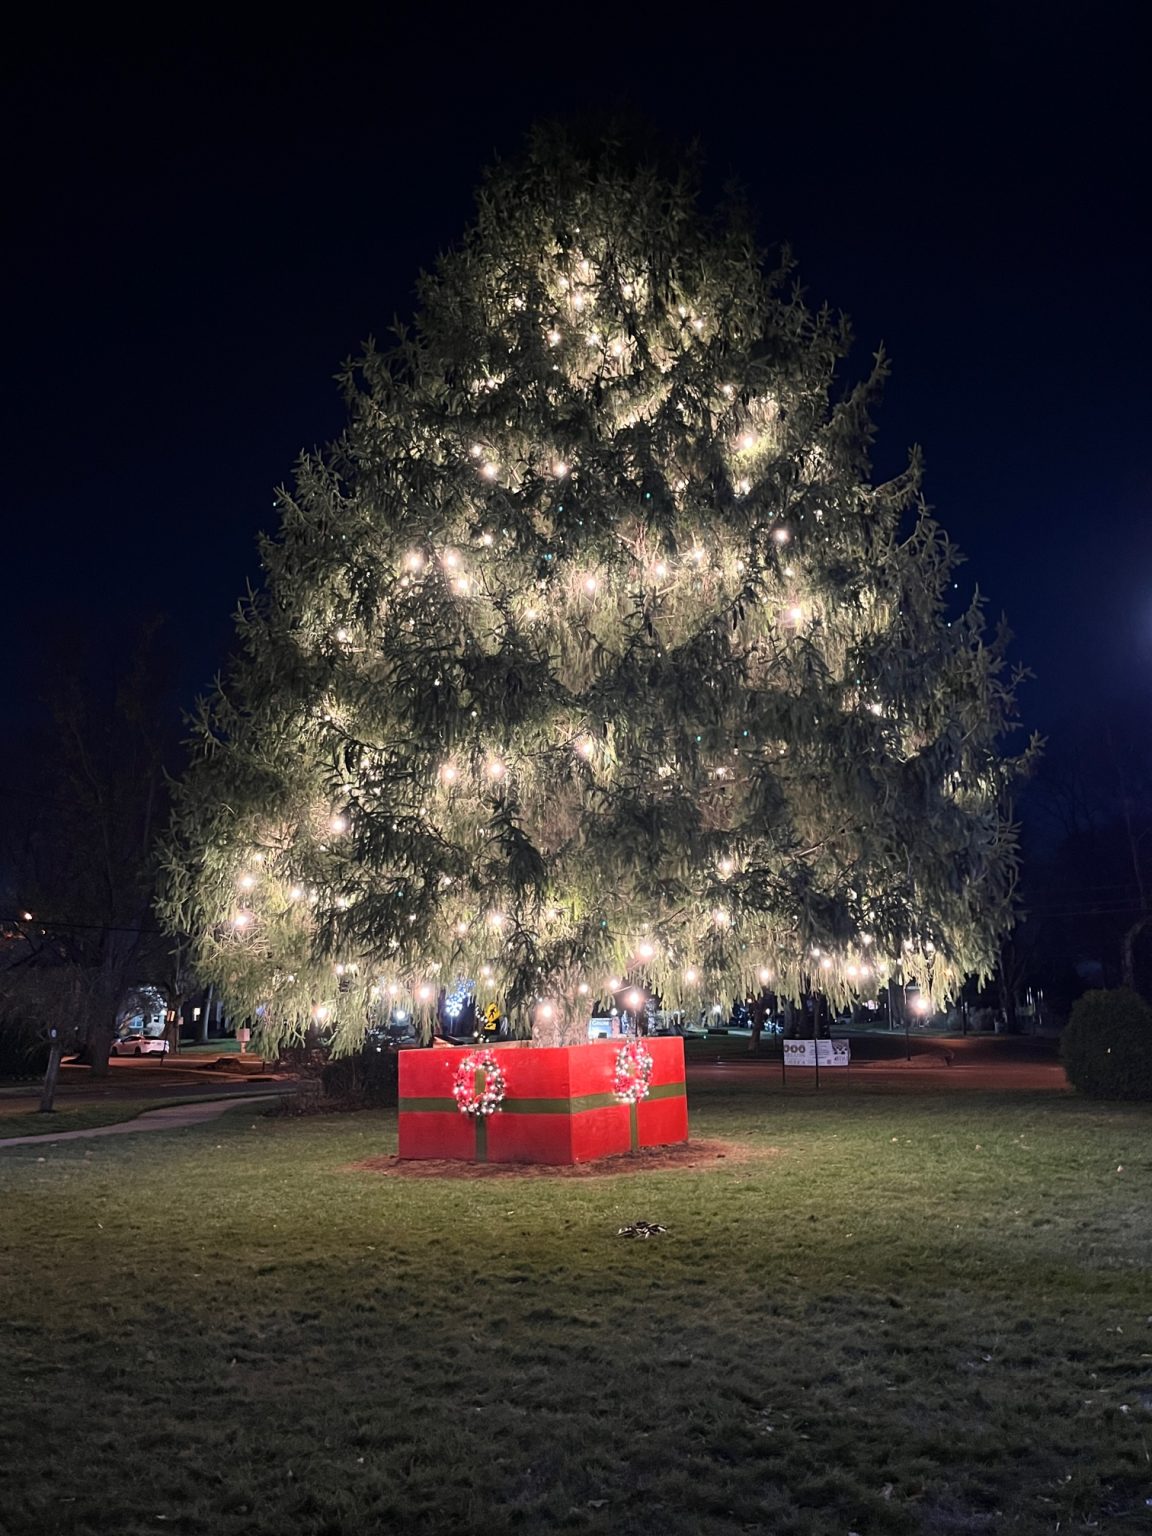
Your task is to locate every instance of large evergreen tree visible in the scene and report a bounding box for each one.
[161,129,1033,1051]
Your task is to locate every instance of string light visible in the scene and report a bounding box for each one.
[487,758,505,779]
[232,912,250,929]
[404,550,424,572]
[440,762,458,784]
[329,815,347,834]
[239,874,255,890]
[684,967,698,984]
[554,461,569,478]
[481,462,499,480]
[626,988,643,1009]
[582,575,598,595]
[637,941,655,961]
[335,627,349,643]
[289,886,303,901]
[577,982,590,996]
[773,528,790,544]
[576,736,595,759]
[712,908,730,927]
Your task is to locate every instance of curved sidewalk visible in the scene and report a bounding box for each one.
[0,1094,278,1150]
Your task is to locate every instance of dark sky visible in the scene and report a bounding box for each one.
[6,5,1150,752]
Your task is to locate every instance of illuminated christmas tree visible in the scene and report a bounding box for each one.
[161,129,1034,1052]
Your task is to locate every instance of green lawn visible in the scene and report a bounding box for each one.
[2,1081,1151,1535]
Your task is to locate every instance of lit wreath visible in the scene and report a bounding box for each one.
[452,1049,507,1117]
[613,1040,653,1103]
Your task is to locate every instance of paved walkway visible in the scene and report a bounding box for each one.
[0,1094,277,1150]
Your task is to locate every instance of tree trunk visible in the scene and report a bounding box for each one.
[1121,914,1152,991]
[86,1018,116,1078]
[199,984,214,1044]
[39,1043,63,1112]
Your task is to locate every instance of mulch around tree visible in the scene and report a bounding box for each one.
[349,1138,778,1179]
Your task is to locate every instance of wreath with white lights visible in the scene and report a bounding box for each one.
[613,1040,653,1103]
[452,1049,507,1117]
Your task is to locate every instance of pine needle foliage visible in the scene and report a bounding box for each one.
[159,127,1036,1052]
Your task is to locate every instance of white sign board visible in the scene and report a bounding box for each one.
[783,1040,850,1067]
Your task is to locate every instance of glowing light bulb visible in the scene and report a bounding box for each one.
[314,1005,328,1021]
[690,547,705,564]
[334,964,345,976]
[789,606,803,624]
[554,461,568,478]
[758,967,773,985]
[442,550,459,569]
[718,858,734,877]
[440,762,458,784]
[480,965,493,979]
[480,531,494,547]
[637,941,655,961]
[454,576,469,595]
[470,444,483,457]
[289,886,303,901]
[773,527,790,545]
[488,912,505,928]
[547,329,561,346]
[737,478,751,496]
[573,293,585,310]
[684,967,698,984]
[417,984,433,1003]
[654,562,668,579]
[330,814,347,834]
[538,1001,555,1020]
[576,736,595,758]
[609,977,621,991]
[610,340,623,357]
[626,988,643,1009]
[405,550,424,572]
[239,874,255,890]
[577,982,590,996]
[861,934,874,946]
[454,920,468,936]
[739,432,757,451]
[524,606,539,622]
[335,627,348,643]
[487,758,505,779]
[821,956,833,970]
[21,911,33,921]
[482,462,498,480]
[583,575,598,595]
[713,908,730,927]
[232,912,250,929]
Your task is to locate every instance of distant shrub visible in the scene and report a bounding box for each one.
[1061,988,1152,1100]
[320,1044,399,1107]
[0,1011,50,1079]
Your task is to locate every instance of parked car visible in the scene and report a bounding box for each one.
[109,1035,170,1057]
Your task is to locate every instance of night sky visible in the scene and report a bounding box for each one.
[6,8,1150,755]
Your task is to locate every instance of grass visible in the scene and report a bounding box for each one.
[2,1079,1151,1535]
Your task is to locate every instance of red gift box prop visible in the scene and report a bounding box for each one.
[398,1038,688,1165]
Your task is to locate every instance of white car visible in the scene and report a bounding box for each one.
[109,1036,170,1057]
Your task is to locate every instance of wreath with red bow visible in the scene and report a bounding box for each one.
[452,1049,506,1116]
[613,1040,653,1103]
